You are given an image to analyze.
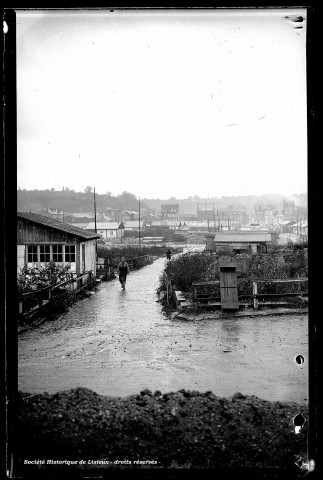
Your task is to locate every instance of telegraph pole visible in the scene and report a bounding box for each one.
[94,187,97,233]
[139,197,141,251]
[94,187,97,261]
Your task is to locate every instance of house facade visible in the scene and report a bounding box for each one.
[161,204,180,220]
[17,212,101,275]
[292,220,308,238]
[84,222,124,240]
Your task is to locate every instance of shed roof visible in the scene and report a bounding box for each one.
[214,233,271,243]
[17,212,101,240]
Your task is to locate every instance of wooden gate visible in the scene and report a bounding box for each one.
[219,256,239,311]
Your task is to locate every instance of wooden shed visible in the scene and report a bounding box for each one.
[17,212,101,275]
[205,231,271,254]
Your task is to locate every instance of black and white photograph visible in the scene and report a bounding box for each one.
[4,6,316,478]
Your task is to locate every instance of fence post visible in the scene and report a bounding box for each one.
[38,290,43,307]
[19,299,23,315]
[71,279,75,300]
[166,274,169,305]
[253,281,258,310]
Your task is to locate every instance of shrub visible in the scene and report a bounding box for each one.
[17,263,75,314]
[165,253,213,292]
[163,248,307,293]
[17,263,74,295]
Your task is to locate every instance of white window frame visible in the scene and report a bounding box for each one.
[26,244,76,270]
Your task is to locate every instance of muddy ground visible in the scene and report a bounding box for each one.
[15,387,309,477]
[18,258,308,404]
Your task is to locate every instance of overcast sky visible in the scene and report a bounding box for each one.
[16,8,307,199]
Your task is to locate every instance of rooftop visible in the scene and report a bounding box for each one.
[18,212,101,240]
[213,233,271,243]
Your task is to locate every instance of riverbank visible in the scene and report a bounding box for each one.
[15,387,308,475]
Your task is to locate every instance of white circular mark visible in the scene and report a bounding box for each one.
[3,21,8,34]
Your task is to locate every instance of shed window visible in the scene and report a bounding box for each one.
[65,245,76,262]
[40,245,50,262]
[53,245,63,262]
[27,245,38,263]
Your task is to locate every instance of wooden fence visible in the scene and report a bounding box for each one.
[248,278,308,310]
[192,278,308,310]
[17,272,95,319]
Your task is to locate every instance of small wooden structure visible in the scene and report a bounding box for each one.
[219,256,239,311]
[205,231,271,254]
[17,212,101,276]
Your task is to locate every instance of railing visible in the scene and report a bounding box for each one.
[192,278,308,309]
[17,272,94,319]
[247,278,308,310]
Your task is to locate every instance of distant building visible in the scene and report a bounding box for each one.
[205,231,272,254]
[106,208,122,222]
[67,212,94,219]
[144,213,162,226]
[291,220,308,238]
[151,220,182,230]
[185,221,209,231]
[249,223,261,230]
[85,222,125,240]
[179,212,197,221]
[281,221,295,233]
[253,203,274,226]
[161,204,180,220]
[264,208,274,228]
[283,200,296,218]
[124,220,145,231]
[38,208,65,222]
[300,221,308,239]
[197,203,247,227]
[17,212,100,275]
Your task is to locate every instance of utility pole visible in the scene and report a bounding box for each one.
[94,187,97,233]
[296,209,299,236]
[139,197,141,251]
[94,187,97,260]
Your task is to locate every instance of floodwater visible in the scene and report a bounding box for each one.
[18,257,308,403]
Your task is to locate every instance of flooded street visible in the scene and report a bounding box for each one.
[19,258,308,403]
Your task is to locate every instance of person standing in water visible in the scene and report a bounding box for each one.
[118,256,130,289]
